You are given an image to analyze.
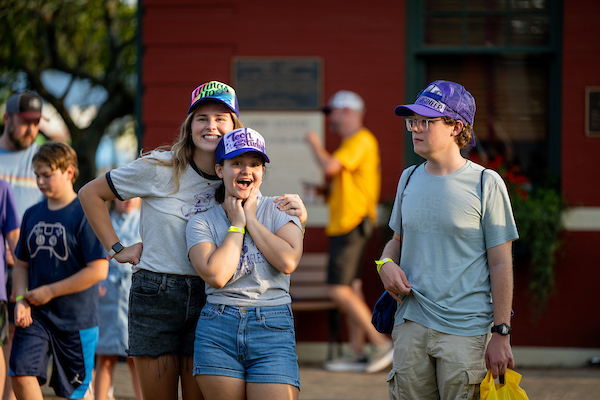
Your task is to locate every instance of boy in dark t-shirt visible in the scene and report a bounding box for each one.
[9,142,108,400]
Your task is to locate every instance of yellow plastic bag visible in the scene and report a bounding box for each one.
[480,369,530,400]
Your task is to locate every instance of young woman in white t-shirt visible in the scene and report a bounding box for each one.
[79,82,307,400]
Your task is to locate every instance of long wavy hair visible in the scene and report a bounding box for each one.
[144,102,243,194]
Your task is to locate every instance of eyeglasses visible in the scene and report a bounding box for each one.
[405,117,443,132]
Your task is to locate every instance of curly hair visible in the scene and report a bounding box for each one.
[441,116,473,148]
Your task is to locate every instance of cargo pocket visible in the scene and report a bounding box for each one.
[465,366,488,400]
[386,369,400,400]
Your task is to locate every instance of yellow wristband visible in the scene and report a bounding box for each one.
[375,258,394,274]
[228,226,245,234]
[15,295,25,302]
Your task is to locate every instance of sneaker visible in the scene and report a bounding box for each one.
[365,342,394,373]
[323,353,368,372]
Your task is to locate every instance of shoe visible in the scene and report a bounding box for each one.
[323,353,368,372]
[365,342,394,373]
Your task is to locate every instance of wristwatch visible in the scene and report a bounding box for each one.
[491,323,512,335]
[109,241,124,258]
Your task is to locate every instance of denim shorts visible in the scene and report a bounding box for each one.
[128,269,206,358]
[194,303,300,389]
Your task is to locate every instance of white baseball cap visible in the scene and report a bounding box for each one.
[323,90,365,113]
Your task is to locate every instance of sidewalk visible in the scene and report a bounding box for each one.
[41,362,600,399]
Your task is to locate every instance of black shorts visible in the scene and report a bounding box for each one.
[128,269,206,358]
[327,218,373,286]
[9,318,97,399]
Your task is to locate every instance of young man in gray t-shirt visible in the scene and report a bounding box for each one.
[374,81,518,399]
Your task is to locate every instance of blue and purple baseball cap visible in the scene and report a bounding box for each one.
[216,128,270,164]
[188,81,239,116]
[394,80,476,145]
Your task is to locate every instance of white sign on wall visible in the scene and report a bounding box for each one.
[239,111,325,201]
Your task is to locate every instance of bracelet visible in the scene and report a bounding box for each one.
[375,258,394,274]
[15,295,25,302]
[228,226,245,234]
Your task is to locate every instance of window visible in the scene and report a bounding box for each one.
[406,0,561,183]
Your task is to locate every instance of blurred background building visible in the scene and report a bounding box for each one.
[2,0,598,367]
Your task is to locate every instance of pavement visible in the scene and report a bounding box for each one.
[40,361,600,399]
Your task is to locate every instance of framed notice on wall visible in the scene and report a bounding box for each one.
[585,87,600,137]
[233,57,322,110]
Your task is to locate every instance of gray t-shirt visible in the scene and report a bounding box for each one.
[186,196,302,307]
[108,151,219,275]
[389,160,519,336]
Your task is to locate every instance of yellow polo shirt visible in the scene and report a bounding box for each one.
[326,127,381,237]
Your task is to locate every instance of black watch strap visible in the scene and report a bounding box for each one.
[491,323,511,335]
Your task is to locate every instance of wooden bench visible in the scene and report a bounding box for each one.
[290,252,342,359]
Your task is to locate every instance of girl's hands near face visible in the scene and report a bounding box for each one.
[223,195,246,228]
[243,186,259,222]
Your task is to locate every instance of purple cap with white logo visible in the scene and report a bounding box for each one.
[188,81,239,116]
[394,80,477,145]
[216,128,270,164]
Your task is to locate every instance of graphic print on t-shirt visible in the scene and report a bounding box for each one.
[27,221,69,261]
[181,193,214,218]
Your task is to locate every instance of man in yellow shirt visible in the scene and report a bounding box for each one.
[307,90,392,373]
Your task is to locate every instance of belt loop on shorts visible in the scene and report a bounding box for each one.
[256,307,262,321]
[160,274,167,291]
[218,304,226,314]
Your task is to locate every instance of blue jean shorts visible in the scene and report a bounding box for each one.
[194,303,300,389]
[128,269,205,358]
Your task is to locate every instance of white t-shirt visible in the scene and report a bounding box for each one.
[186,197,302,307]
[389,160,519,336]
[108,151,220,275]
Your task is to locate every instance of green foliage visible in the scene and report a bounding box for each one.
[0,0,138,185]
[508,178,566,308]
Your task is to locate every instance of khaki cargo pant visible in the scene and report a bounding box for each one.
[387,320,489,400]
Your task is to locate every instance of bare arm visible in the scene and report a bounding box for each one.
[188,195,247,288]
[13,258,32,328]
[5,228,19,264]
[24,258,109,306]
[484,240,515,378]
[246,220,303,274]
[79,175,142,265]
[245,188,303,274]
[5,228,19,301]
[306,130,343,176]
[377,232,412,303]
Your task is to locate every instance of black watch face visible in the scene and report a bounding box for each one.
[493,324,510,335]
[112,242,124,253]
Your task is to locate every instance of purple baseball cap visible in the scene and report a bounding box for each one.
[395,80,477,145]
[188,81,239,116]
[216,128,270,164]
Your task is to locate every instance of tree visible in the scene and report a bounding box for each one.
[0,0,137,187]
